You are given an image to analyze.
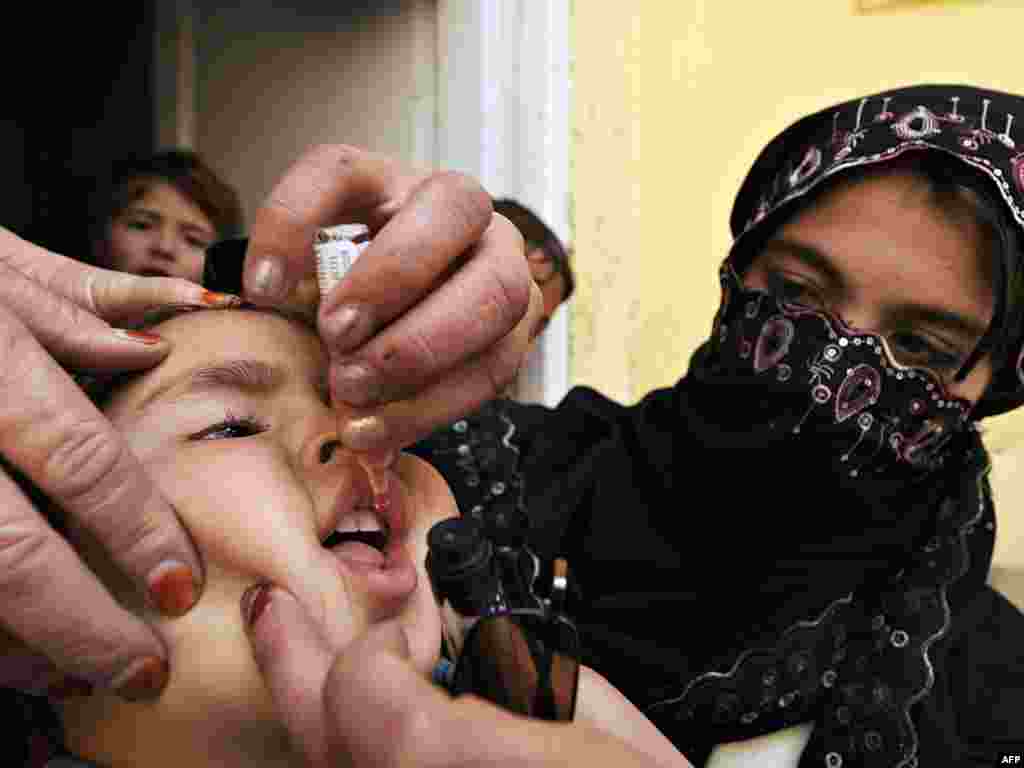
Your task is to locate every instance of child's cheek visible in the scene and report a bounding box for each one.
[147,444,318,582]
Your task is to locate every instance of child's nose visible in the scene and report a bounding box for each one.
[151,227,176,258]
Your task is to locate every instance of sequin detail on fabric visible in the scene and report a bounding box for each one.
[646,447,992,768]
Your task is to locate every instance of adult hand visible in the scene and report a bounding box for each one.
[244,585,692,768]
[0,227,238,700]
[243,145,542,451]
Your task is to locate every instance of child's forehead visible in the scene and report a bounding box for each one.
[118,308,322,397]
[153,305,316,338]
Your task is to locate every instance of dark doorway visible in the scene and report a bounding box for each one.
[7,3,155,260]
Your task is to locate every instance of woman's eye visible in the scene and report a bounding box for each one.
[189,416,266,441]
[126,219,152,231]
[766,273,826,308]
[888,332,961,371]
[187,237,210,250]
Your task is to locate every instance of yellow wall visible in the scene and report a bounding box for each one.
[571,0,1024,599]
[573,0,1024,416]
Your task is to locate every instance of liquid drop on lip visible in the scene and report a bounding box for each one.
[357,451,394,514]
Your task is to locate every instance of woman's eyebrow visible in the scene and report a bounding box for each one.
[138,359,286,409]
[763,238,845,287]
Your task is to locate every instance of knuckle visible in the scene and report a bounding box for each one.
[429,171,492,233]
[390,325,440,379]
[0,518,55,594]
[481,258,533,333]
[41,420,172,559]
[321,143,362,169]
[54,257,101,314]
[82,268,129,317]
[43,418,124,503]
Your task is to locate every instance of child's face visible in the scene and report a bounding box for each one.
[98,181,215,282]
[59,308,455,764]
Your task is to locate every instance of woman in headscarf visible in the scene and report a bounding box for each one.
[418,84,1024,766]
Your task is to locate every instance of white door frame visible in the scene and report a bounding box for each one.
[154,0,571,407]
[437,0,571,407]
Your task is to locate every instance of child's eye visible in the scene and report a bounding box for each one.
[189,415,266,441]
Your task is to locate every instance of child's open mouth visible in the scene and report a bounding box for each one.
[320,477,418,604]
[321,507,390,553]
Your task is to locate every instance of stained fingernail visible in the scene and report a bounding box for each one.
[331,362,381,407]
[341,416,392,452]
[112,656,169,702]
[250,258,285,301]
[200,290,243,308]
[147,560,201,617]
[323,304,364,349]
[46,675,94,701]
[112,329,165,345]
[241,583,272,630]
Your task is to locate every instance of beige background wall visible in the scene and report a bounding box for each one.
[193,0,436,224]
[571,0,1024,602]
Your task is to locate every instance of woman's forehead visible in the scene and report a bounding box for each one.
[774,172,995,321]
[789,171,992,273]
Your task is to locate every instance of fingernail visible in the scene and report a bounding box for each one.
[323,304,364,349]
[147,560,201,617]
[241,583,272,630]
[331,361,381,407]
[112,656,169,702]
[112,329,164,345]
[200,290,243,308]
[46,675,94,701]
[250,258,285,301]
[341,416,391,452]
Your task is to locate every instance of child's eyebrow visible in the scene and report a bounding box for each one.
[138,359,287,409]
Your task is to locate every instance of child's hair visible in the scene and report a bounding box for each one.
[88,149,245,250]
[493,198,575,301]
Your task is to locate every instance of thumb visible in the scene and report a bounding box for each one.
[324,621,455,768]
[242,584,334,767]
